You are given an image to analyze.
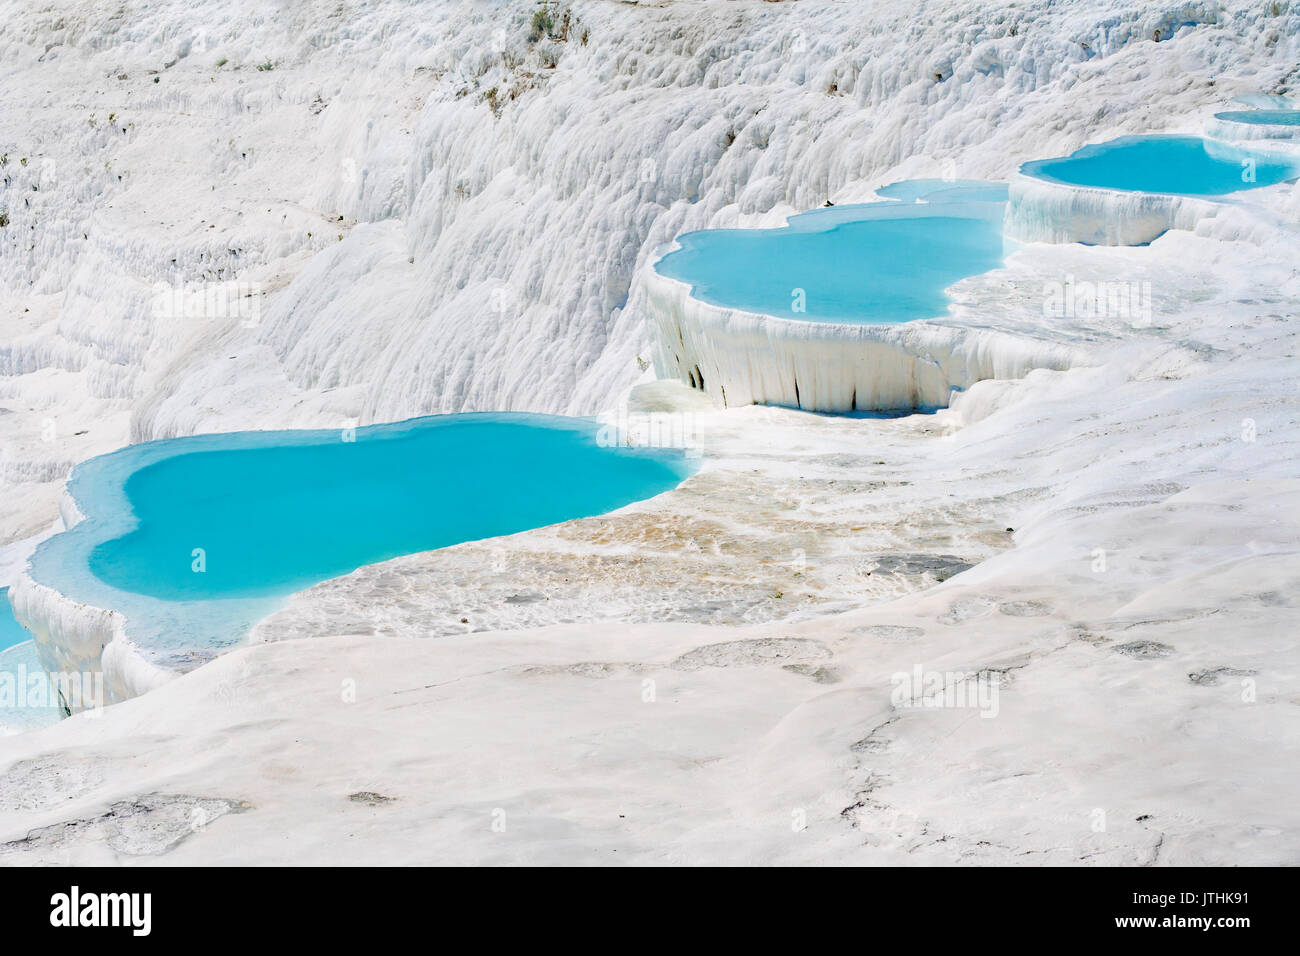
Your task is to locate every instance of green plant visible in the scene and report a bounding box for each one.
[0,212,8,228]
[216,57,228,67]
[256,59,274,72]
[528,7,554,42]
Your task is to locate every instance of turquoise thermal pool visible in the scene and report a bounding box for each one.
[0,588,32,653]
[1213,110,1300,127]
[0,589,59,732]
[652,185,1009,324]
[26,414,696,659]
[1020,135,1300,196]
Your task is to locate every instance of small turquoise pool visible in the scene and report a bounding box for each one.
[654,189,1009,324]
[0,588,32,653]
[0,589,60,732]
[0,640,63,733]
[1213,110,1300,127]
[26,413,695,658]
[1021,135,1300,196]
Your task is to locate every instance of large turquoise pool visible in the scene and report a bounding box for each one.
[1021,135,1300,196]
[26,413,696,659]
[653,189,1009,324]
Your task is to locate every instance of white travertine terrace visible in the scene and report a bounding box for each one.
[1002,171,1223,245]
[645,254,1079,412]
[2,0,1300,864]
[1005,137,1300,245]
[1205,112,1300,142]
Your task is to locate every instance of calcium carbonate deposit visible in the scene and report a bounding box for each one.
[0,0,1298,867]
